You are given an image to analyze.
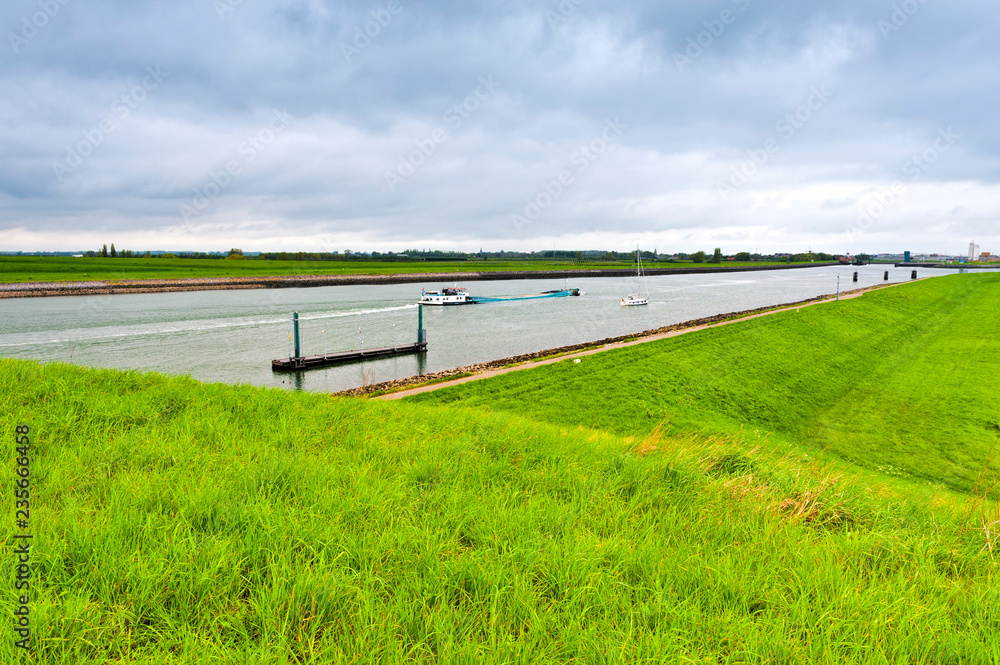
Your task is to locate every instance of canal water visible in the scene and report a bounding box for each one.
[0,265,952,393]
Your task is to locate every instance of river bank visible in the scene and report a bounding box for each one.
[0,262,838,299]
[6,268,998,663]
[336,280,898,398]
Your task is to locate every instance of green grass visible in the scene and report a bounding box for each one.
[3,359,1000,663]
[0,256,810,284]
[2,273,999,662]
[410,274,1000,496]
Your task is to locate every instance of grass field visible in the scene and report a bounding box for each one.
[0,256,807,283]
[2,274,999,663]
[410,274,1000,495]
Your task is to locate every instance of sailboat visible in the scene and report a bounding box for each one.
[621,247,649,306]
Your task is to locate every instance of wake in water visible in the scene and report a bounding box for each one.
[0,304,419,348]
[297,304,417,321]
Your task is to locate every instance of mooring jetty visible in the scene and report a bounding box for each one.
[271,306,428,371]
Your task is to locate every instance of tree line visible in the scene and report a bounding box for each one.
[79,245,844,263]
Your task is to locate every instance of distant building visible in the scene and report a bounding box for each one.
[969,242,981,262]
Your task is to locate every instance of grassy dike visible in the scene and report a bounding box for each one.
[410,273,1000,495]
[2,276,999,663]
[0,256,803,284]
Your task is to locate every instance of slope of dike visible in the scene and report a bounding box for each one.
[0,262,838,298]
[409,273,1000,495]
[1,273,998,663]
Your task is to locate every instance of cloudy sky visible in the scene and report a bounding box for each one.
[1,0,997,254]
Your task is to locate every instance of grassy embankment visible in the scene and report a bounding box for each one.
[2,274,998,663]
[0,256,806,284]
[411,273,1000,495]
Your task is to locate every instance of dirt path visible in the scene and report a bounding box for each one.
[377,282,886,401]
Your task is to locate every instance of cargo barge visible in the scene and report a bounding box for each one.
[418,286,580,305]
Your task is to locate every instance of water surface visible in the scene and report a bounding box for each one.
[0,265,953,392]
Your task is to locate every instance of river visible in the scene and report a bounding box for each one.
[0,265,953,393]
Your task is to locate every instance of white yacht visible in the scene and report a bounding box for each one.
[622,247,649,306]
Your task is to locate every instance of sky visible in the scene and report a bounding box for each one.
[1,0,997,255]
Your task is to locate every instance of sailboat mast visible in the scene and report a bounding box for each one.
[638,245,649,296]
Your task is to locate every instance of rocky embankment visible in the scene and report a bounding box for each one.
[333,291,849,398]
[0,263,838,299]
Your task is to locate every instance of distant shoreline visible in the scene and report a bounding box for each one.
[0,262,840,299]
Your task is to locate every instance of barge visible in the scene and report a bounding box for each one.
[419,286,580,305]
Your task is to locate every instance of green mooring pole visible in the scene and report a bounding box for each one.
[417,304,424,344]
[292,312,301,358]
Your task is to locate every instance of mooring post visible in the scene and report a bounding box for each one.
[292,312,301,359]
[884,270,889,281]
[417,304,425,345]
[911,270,917,280]
[853,271,858,282]
[836,274,840,301]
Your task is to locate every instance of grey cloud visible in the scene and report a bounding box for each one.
[0,0,998,253]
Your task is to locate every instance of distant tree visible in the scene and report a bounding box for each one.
[711,248,722,263]
[226,248,244,259]
[691,250,707,263]
[101,244,108,258]
[161,252,176,258]
[143,251,151,258]
[735,251,751,261]
[110,243,117,258]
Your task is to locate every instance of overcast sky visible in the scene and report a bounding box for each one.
[1,0,997,254]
